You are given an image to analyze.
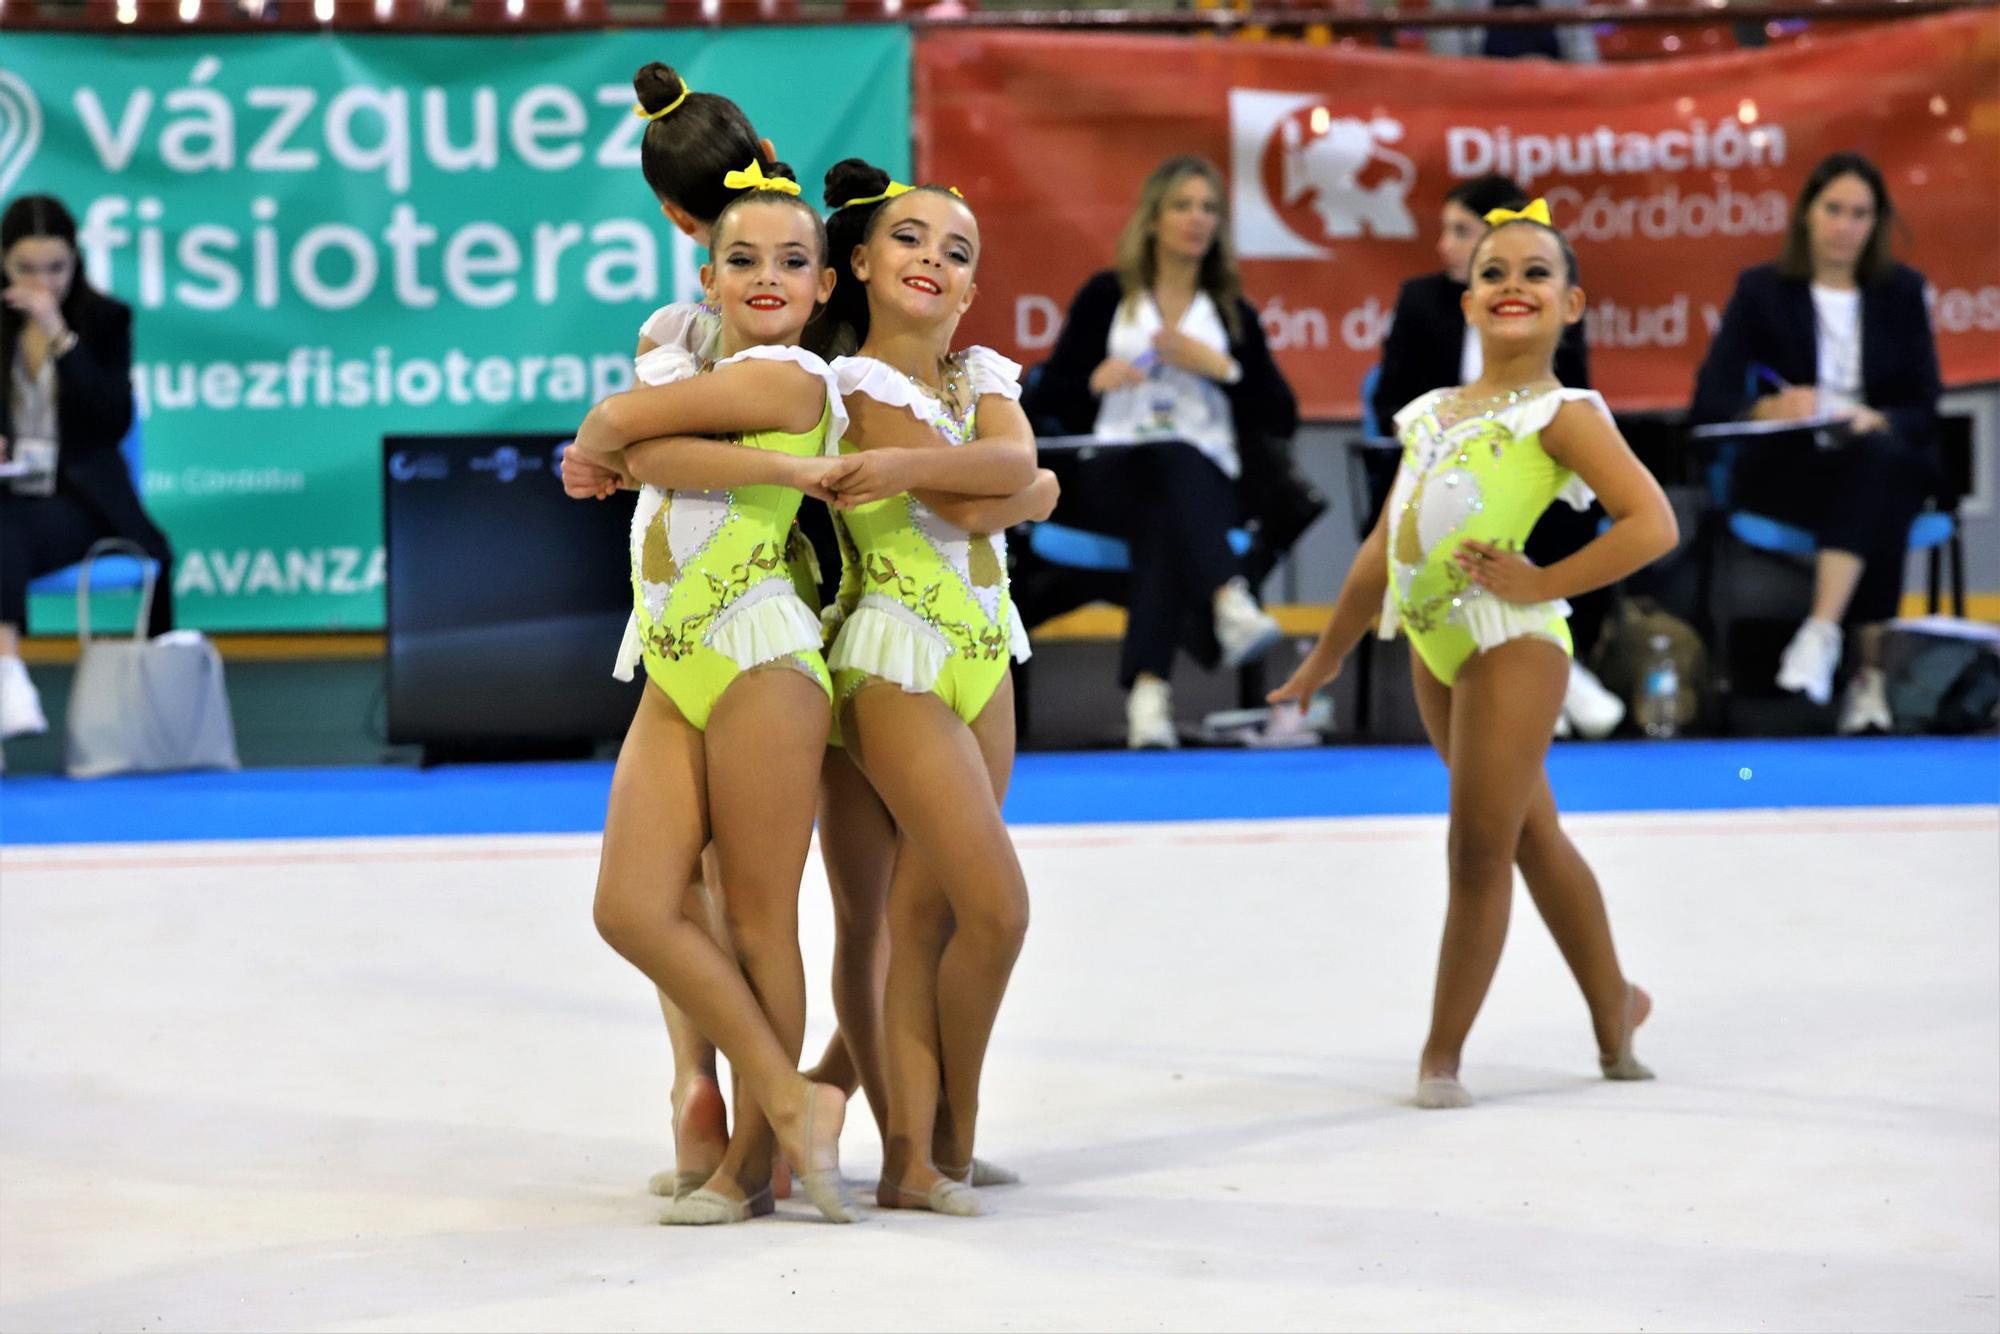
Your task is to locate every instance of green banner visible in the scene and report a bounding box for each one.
[2,27,911,632]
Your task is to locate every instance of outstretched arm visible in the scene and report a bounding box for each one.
[1268,502,1391,706]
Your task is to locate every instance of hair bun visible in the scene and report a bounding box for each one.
[766,160,798,184]
[824,157,891,209]
[632,62,685,115]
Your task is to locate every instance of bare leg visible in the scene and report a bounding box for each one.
[1513,776,1646,1057]
[1407,640,1567,1083]
[697,665,835,1208]
[931,672,1022,1175]
[651,862,727,1199]
[845,681,1028,1214]
[1413,655,1650,1076]
[0,625,17,655]
[875,832,957,1210]
[1809,548,1865,624]
[592,681,848,1222]
[808,746,897,1140]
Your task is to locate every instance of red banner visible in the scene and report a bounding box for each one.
[915,12,2000,419]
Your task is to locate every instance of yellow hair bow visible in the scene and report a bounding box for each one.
[633,78,691,122]
[839,182,966,210]
[1484,198,1553,228]
[840,181,911,210]
[723,161,802,196]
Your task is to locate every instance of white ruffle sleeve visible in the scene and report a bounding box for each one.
[961,346,1024,402]
[633,343,703,388]
[833,354,925,410]
[638,301,720,359]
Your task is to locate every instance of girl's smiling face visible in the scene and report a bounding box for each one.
[852,190,980,329]
[701,199,834,345]
[1462,223,1583,352]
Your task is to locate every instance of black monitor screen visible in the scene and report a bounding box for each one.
[384,434,639,750]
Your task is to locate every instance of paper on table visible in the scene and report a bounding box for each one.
[1688,413,1853,440]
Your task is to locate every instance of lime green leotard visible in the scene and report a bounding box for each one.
[614,344,845,730]
[824,347,1033,728]
[1378,386,1605,686]
[614,305,823,687]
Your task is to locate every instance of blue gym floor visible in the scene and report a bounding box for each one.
[1,737,1994,846]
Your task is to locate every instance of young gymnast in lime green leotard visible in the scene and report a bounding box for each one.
[568,177,860,1226]
[814,160,1046,1217]
[1272,202,1680,1110]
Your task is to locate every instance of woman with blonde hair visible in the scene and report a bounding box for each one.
[1024,155,1300,749]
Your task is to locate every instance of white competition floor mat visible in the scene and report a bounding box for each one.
[2,806,1995,1331]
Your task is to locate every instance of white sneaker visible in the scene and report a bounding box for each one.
[1126,676,1178,750]
[1775,618,1842,707]
[0,655,49,738]
[1562,660,1626,740]
[1837,666,1894,735]
[1213,578,1283,669]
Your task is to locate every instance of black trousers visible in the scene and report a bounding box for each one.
[1043,441,1242,688]
[1732,429,1939,625]
[1,488,175,637]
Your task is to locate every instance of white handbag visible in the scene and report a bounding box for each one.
[64,540,240,779]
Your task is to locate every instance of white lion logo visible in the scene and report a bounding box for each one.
[1281,114,1417,241]
[1230,90,1420,258]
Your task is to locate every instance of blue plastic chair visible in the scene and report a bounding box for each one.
[27,418,160,600]
[1359,363,1383,438]
[1706,441,1960,585]
[1027,521,1253,572]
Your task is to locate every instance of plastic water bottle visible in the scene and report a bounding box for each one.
[1638,634,1681,739]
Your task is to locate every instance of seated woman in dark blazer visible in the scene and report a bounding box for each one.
[1370,173,1623,738]
[1689,151,1942,734]
[1023,155,1299,749]
[0,194,172,741]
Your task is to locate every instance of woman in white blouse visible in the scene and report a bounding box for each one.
[1690,152,1944,733]
[1024,157,1300,748]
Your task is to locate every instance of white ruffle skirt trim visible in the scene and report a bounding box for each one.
[611,580,824,682]
[827,594,951,693]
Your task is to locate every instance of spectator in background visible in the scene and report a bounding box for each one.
[1689,151,1942,734]
[0,194,170,742]
[1024,156,1299,750]
[1425,0,1602,62]
[1373,173,1625,738]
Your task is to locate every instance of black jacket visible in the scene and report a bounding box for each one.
[1689,261,1940,454]
[1370,271,1592,435]
[1,287,157,544]
[1023,270,1300,452]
